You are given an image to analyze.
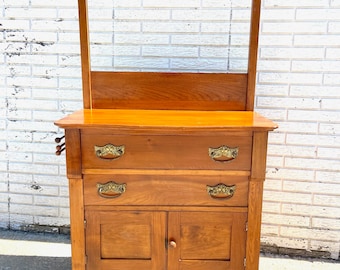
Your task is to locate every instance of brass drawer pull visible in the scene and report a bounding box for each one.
[208,145,238,162]
[207,183,236,200]
[97,181,126,199]
[95,144,125,160]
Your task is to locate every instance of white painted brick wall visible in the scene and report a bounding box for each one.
[258,0,340,260]
[0,0,339,260]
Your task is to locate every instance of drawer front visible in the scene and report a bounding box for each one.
[84,174,249,207]
[81,135,252,170]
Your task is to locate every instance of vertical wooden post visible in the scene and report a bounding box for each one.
[65,129,85,270]
[246,131,268,270]
[68,178,85,270]
[246,0,262,111]
[78,0,92,109]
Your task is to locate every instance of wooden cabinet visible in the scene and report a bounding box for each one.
[56,111,276,270]
[55,1,277,269]
[85,209,246,270]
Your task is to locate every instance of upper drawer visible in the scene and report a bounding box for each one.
[81,134,252,170]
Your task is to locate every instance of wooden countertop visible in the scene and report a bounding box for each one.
[55,109,277,132]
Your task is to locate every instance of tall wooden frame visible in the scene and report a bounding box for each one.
[77,0,262,111]
[56,1,277,270]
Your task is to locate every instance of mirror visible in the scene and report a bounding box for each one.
[87,0,252,73]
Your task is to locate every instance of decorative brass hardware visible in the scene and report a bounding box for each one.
[95,144,125,160]
[207,183,236,200]
[97,181,127,198]
[208,145,239,162]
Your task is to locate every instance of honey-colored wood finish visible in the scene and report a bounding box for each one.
[246,0,262,111]
[55,109,277,131]
[85,210,167,270]
[68,178,86,269]
[64,129,81,178]
[77,0,91,109]
[83,174,249,207]
[77,0,262,111]
[81,134,252,170]
[246,132,270,270]
[91,72,248,110]
[56,112,276,270]
[56,1,277,269]
[168,211,247,270]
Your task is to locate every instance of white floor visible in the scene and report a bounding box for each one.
[259,256,339,270]
[0,238,71,257]
[0,236,339,269]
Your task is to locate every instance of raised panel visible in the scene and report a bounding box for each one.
[90,72,248,110]
[100,223,151,259]
[168,211,247,270]
[85,210,166,270]
[180,223,232,260]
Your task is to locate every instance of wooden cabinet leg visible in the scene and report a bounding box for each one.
[69,178,85,270]
[246,131,269,269]
[246,180,264,270]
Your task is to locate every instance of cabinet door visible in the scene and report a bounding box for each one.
[168,211,247,270]
[85,210,166,270]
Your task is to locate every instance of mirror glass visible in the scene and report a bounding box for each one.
[88,0,252,73]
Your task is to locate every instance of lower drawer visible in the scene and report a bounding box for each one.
[84,174,249,207]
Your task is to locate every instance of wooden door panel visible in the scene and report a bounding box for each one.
[180,223,232,260]
[85,210,166,270]
[168,211,247,270]
[100,223,151,259]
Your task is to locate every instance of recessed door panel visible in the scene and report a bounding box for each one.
[168,211,247,270]
[85,210,166,270]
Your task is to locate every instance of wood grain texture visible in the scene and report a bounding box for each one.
[65,129,81,178]
[83,174,249,207]
[61,1,275,269]
[246,180,264,270]
[77,0,92,109]
[168,211,246,270]
[68,178,85,270]
[82,169,250,177]
[246,132,269,270]
[55,109,277,131]
[91,72,247,110]
[81,134,252,170]
[85,210,166,270]
[246,0,262,111]
[251,131,269,180]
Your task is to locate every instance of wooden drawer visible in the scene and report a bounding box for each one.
[81,134,252,170]
[83,174,249,207]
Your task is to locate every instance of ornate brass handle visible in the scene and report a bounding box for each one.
[207,183,236,200]
[95,144,125,160]
[97,181,127,199]
[208,145,239,162]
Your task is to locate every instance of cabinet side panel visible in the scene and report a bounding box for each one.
[65,129,82,178]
